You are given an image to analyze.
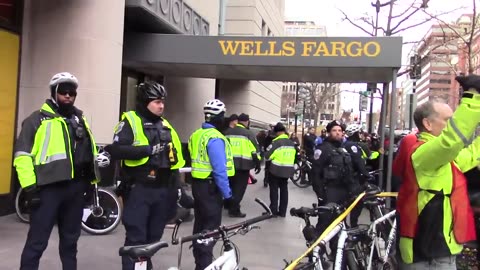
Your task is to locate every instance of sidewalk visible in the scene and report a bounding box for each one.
[0,174,369,270]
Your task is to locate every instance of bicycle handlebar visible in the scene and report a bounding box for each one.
[174,198,273,244]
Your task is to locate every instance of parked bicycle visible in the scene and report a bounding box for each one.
[286,185,397,270]
[291,152,312,188]
[119,198,273,270]
[15,149,122,235]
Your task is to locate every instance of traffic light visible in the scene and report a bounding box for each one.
[366,83,377,93]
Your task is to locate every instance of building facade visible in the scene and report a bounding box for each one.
[0,0,286,213]
[219,0,285,126]
[281,20,341,127]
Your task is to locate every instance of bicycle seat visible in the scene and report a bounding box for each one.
[119,241,169,259]
[290,207,315,217]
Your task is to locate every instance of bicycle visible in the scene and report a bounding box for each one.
[15,149,123,235]
[291,152,312,188]
[119,198,273,270]
[286,186,395,270]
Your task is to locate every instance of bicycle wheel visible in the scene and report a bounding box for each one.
[291,167,311,188]
[15,188,30,223]
[81,187,122,235]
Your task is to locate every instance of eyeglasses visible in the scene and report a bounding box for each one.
[57,90,77,96]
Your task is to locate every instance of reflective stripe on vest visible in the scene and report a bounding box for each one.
[14,103,98,187]
[121,111,185,169]
[397,140,476,263]
[188,128,235,179]
[269,134,296,177]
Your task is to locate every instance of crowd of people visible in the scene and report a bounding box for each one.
[12,71,480,270]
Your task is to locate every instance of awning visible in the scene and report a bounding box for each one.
[123,34,403,83]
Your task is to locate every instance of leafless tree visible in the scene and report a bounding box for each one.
[423,0,479,75]
[300,83,342,128]
[339,0,463,77]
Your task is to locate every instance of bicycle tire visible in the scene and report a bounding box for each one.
[81,187,122,235]
[291,168,311,188]
[15,188,30,223]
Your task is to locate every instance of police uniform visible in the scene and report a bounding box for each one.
[224,114,260,217]
[343,138,372,227]
[107,108,185,270]
[265,123,296,217]
[188,99,234,270]
[14,99,97,270]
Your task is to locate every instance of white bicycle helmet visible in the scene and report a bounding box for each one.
[203,99,226,117]
[346,125,361,137]
[49,72,78,89]
[95,151,111,168]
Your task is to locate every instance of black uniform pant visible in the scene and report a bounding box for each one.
[192,179,223,270]
[228,169,249,214]
[268,174,289,216]
[20,180,88,270]
[121,183,177,270]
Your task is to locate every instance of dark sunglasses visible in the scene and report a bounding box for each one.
[57,89,77,96]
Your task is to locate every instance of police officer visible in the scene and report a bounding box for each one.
[104,81,185,270]
[312,120,363,227]
[344,127,374,227]
[14,72,103,270]
[224,113,261,217]
[188,99,234,270]
[265,123,297,217]
[263,122,277,187]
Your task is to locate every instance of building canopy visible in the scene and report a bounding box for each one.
[123,34,402,83]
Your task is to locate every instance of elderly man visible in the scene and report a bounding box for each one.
[397,74,480,269]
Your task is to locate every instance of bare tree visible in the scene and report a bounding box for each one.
[300,83,342,128]
[339,0,462,76]
[423,0,479,75]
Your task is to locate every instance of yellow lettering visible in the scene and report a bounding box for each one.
[330,42,346,56]
[313,42,332,57]
[268,41,282,56]
[301,42,316,56]
[282,41,295,56]
[364,41,381,57]
[346,41,362,57]
[218,40,241,55]
[254,41,269,56]
[239,41,255,56]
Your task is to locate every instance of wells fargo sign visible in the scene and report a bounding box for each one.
[218,40,381,58]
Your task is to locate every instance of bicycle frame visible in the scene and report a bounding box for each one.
[366,210,397,270]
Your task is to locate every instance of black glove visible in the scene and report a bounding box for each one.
[456,74,480,94]
[24,185,41,209]
[224,196,235,210]
[254,163,261,174]
[177,187,194,209]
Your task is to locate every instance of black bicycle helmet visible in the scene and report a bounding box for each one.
[136,81,167,103]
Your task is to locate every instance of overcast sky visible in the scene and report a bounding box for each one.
[284,0,476,114]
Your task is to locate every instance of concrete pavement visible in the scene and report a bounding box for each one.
[0,174,369,270]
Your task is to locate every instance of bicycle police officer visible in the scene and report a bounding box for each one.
[344,127,373,227]
[14,72,103,270]
[188,99,234,270]
[265,122,297,217]
[224,113,261,218]
[104,81,185,270]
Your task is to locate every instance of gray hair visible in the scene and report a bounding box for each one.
[413,98,446,132]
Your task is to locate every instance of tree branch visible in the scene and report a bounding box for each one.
[338,9,375,36]
[390,0,416,19]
